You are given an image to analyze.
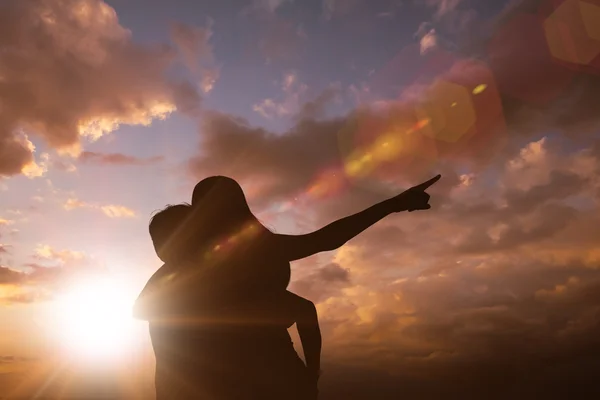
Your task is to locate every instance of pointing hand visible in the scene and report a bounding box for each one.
[391,174,441,213]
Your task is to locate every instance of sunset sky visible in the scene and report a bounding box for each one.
[1,0,600,398]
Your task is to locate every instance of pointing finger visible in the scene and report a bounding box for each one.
[412,174,441,191]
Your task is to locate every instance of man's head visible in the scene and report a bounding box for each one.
[149,203,192,263]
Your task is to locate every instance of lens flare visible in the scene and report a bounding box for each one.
[416,80,477,143]
[488,12,574,104]
[337,35,508,194]
[472,84,487,95]
[338,105,439,193]
[543,0,600,66]
[306,168,347,199]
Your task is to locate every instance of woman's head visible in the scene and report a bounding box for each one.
[190,176,258,234]
[150,177,269,264]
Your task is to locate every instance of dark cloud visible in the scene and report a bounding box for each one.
[319,263,351,282]
[504,170,589,213]
[0,266,23,284]
[306,248,600,399]
[295,84,342,121]
[189,111,348,208]
[290,263,351,302]
[259,120,600,397]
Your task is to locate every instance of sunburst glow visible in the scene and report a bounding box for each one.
[48,278,137,362]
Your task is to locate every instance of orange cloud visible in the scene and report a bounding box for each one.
[0,218,14,226]
[99,205,136,219]
[63,198,136,218]
[0,0,201,177]
[1,245,107,305]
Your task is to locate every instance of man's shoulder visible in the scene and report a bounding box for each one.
[132,263,177,320]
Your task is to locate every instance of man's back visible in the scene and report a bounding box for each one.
[150,322,251,399]
[138,263,267,399]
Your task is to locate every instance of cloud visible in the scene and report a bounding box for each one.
[423,0,464,19]
[33,244,86,264]
[290,262,351,302]
[413,0,480,55]
[189,110,347,208]
[170,20,220,93]
[322,0,363,20]
[192,65,506,211]
[376,0,404,19]
[0,355,37,363]
[252,72,309,118]
[0,218,14,226]
[242,0,306,63]
[1,245,107,304]
[0,266,23,284]
[78,151,164,166]
[63,198,88,211]
[99,204,137,218]
[414,21,458,54]
[21,149,51,179]
[0,0,201,177]
[191,4,600,225]
[302,144,600,396]
[0,284,52,304]
[296,83,342,121]
[252,0,293,14]
[63,198,136,218]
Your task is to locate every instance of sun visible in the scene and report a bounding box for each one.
[49,277,138,362]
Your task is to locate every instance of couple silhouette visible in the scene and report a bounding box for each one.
[133,174,441,399]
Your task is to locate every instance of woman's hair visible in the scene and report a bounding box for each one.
[190,176,271,238]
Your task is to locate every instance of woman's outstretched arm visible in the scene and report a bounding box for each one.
[275,175,441,261]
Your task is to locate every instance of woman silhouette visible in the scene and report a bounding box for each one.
[135,174,440,399]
